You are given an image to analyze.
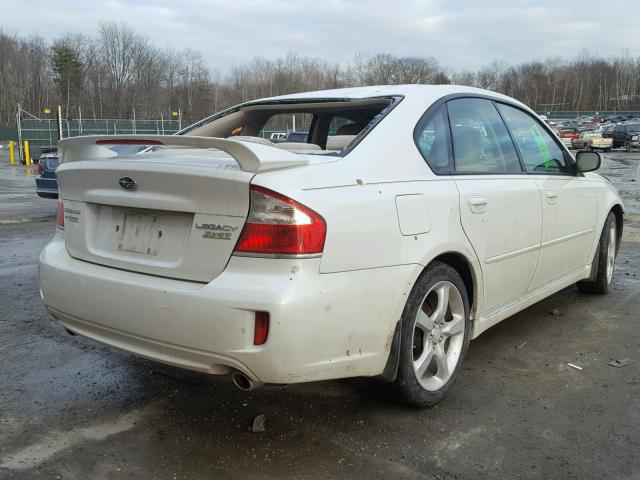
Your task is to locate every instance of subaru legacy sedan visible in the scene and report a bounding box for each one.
[39,85,623,407]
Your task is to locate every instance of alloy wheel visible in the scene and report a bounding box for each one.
[412,281,465,391]
[606,222,616,284]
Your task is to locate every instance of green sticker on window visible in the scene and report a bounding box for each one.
[529,124,553,167]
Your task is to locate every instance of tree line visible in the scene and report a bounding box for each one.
[2,22,640,128]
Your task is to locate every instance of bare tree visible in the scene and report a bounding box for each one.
[3,23,640,131]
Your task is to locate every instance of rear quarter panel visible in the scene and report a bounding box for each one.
[253,94,482,312]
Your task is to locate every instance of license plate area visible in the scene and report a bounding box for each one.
[118,212,163,255]
[86,204,194,267]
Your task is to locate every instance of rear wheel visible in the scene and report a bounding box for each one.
[392,262,471,407]
[578,212,617,294]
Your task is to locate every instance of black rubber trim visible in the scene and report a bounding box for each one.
[377,319,402,383]
[340,96,404,157]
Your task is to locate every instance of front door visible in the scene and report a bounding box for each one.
[496,103,597,290]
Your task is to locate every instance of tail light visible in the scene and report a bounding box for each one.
[56,200,64,230]
[234,185,326,257]
[37,162,43,175]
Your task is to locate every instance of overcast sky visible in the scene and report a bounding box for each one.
[4,0,639,71]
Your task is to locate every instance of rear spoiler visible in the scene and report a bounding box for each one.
[57,135,309,173]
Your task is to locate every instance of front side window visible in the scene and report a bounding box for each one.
[497,103,572,174]
[414,105,451,172]
[446,98,522,174]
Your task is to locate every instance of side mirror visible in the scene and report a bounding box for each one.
[575,150,601,172]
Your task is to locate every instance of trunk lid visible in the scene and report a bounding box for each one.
[57,148,254,283]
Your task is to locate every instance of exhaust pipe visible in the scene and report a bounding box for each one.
[232,371,263,391]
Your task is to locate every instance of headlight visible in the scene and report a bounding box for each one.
[632,135,638,141]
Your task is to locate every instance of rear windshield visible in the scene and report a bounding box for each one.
[183,96,400,155]
[42,156,59,170]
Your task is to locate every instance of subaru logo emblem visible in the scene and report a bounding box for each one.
[118,176,137,191]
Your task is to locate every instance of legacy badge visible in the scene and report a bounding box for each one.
[196,223,238,240]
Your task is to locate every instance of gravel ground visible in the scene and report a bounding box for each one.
[0,152,638,480]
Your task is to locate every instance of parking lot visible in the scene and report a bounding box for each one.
[0,151,638,480]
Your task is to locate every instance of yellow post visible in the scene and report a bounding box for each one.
[24,140,31,166]
[9,141,15,165]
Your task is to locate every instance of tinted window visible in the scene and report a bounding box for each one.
[45,157,59,170]
[626,124,640,133]
[415,105,451,172]
[285,131,309,142]
[497,103,571,174]
[447,98,522,173]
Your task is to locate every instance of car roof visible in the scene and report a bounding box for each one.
[256,84,527,108]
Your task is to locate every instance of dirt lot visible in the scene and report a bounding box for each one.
[0,152,638,480]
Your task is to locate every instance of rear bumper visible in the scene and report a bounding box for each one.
[40,234,415,384]
[35,177,58,199]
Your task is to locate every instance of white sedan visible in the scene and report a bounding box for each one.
[39,85,623,407]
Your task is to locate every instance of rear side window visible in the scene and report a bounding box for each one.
[497,104,571,174]
[415,105,451,172]
[447,98,522,174]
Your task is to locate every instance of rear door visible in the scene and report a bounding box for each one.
[448,98,542,314]
[497,103,597,290]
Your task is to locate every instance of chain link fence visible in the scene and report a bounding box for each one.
[19,116,181,160]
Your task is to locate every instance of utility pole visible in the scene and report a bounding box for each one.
[16,104,24,163]
[57,105,64,140]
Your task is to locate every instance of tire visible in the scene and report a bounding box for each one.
[392,262,471,407]
[578,212,617,294]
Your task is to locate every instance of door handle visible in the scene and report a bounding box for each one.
[545,191,559,205]
[468,196,488,213]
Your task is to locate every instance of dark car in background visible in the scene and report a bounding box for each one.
[35,151,60,199]
[612,123,640,151]
[602,125,615,139]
